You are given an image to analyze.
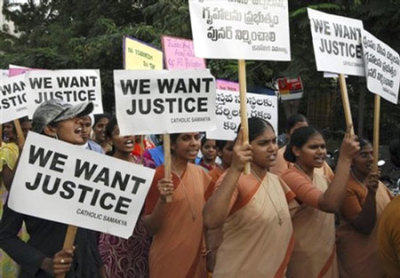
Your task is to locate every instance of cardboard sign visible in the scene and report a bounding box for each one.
[207,89,278,140]
[25,70,103,117]
[0,74,28,123]
[362,30,400,104]
[189,0,291,61]
[277,76,303,100]
[9,64,34,77]
[161,35,206,69]
[123,36,163,70]
[8,132,155,239]
[308,8,364,76]
[114,69,216,135]
[216,79,239,91]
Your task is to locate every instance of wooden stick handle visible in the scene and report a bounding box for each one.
[13,119,25,147]
[238,60,250,175]
[55,225,78,278]
[372,95,381,172]
[163,134,172,203]
[338,74,354,135]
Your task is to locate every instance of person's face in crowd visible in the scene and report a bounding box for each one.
[93,117,109,143]
[111,125,135,154]
[201,139,217,163]
[293,133,326,171]
[80,116,92,143]
[172,133,201,161]
[352,143,373,177]
[251,126,278,169]
[21,120,32,138]
[45,117,85,145]
[3,122,16,142]
[289,121,308,137]
[219,141,234,168]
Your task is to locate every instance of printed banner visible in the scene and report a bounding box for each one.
[25,70,103,117]
[216,79,239,91]
[189,0,291,61]
[114,69,216,135]
[161,35,206,69]
[0,74,28,123]
[308,8,364,76]
[9,64,34,77]
[207,89,278,140]
[8,132,155,239]
[123,36,163,70]
[277,76,303,101]
[362,30,400,104]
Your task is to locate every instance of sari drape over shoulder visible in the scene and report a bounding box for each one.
[213,173,295,278]
[337,177,391,278]
[281,168,339,278]
[144,164,211,278]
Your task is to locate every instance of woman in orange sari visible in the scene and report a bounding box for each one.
[280,126,359,278]
[203,117,297,278]
[143,132,211,278]
[337,138,391,278]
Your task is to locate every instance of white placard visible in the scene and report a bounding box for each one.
[114,69,216,135]
[207,89,278,140]
[189,0,290,61]
[0,75,28,123]
[8,132,155,239]
[362,30,400,104]
[308,8,364,76]
[25,70,104,117]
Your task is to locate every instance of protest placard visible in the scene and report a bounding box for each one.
[308,8,364,76]
[206,89,278,140]
[25,70,103,117]
[123,36,163,70]
[0,74,28,123]
[216,79,239,91]
[161,35,206,69]
[114,69,216,135]
[362,30,400,104]
[189,0,290,61]
[8,132,155,239]
[9,64,34,77]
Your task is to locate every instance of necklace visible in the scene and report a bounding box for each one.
[294,163,313,181]
[351,171,366,187]
[251,170,283,226]
[171,166,197,222]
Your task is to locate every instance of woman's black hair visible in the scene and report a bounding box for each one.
[104,117,118,156]
[93,113,112,127]
[216,140,229,150]
[236,117,275,143]
[284,126,320,163]
[358,137,371,150]
[286,114,308,133]
[105,117,118,139]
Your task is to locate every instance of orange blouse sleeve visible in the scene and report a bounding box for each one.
[280,168,323,209]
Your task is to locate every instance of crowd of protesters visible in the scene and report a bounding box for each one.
[1,100,400,278]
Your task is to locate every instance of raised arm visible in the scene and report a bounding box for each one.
[318,128,360,213]
[203,130,252,229]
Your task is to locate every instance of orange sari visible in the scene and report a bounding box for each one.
[144,164,211,278]
[281,168,339,278]
[213,173,295,278]
[337,177,391,278]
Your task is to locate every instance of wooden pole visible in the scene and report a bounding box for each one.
[13,119,25,146]
[238,60,250,174]
[163,134,172,202]
[372,95,381,172]
[55,225,78,278]
[338,74,354,135]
